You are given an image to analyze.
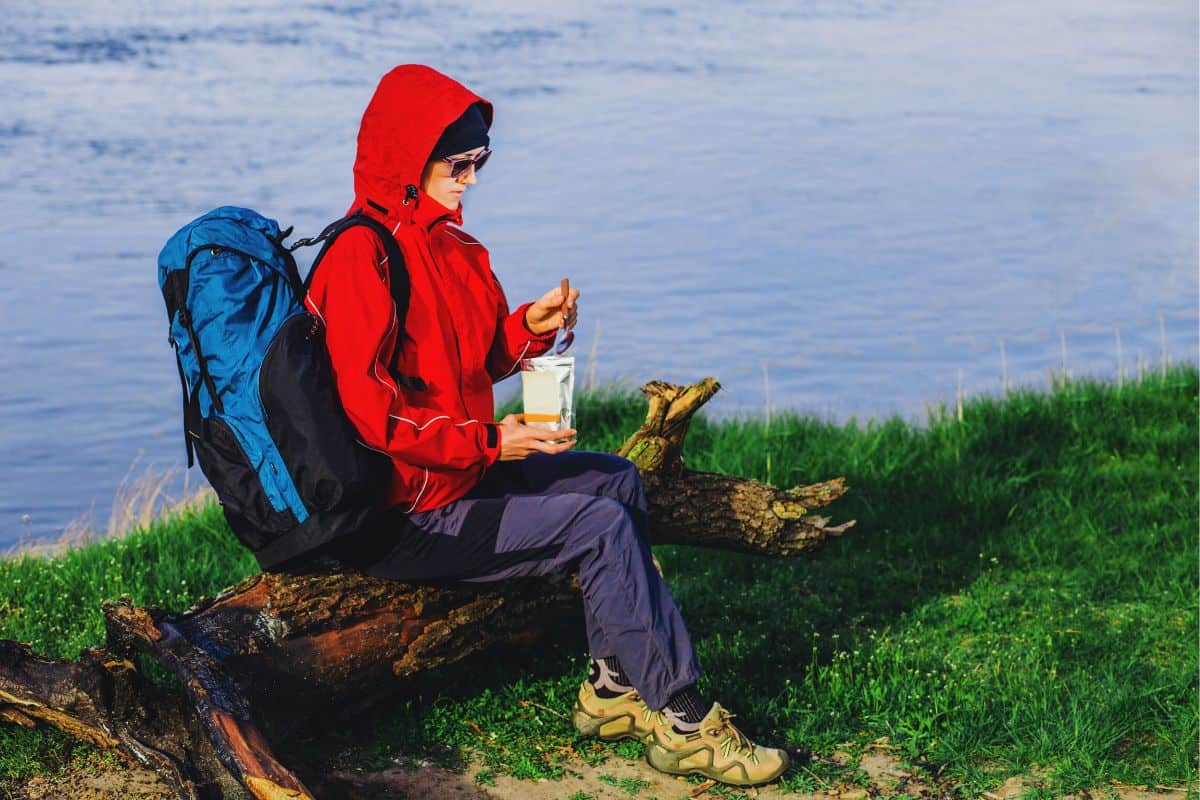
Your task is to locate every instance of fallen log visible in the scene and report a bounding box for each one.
[0,378,854,799]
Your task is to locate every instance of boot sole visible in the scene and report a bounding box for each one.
[645,742,788,787]
[570,702,649,742]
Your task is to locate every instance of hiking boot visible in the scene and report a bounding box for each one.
[570,680,666,743]
[644,702,789,786]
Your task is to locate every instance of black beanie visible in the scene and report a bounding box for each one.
[429,102,490,162]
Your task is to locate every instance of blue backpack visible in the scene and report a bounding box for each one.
[158,206,406,569]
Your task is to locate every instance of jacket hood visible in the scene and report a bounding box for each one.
[352,65,493,224]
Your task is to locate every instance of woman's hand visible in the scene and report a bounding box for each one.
[524,284,581,336]
[496,413,576,460]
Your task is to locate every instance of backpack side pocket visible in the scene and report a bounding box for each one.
[193,416,297,551]
[259,313,385,515]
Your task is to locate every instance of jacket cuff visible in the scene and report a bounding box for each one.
[482,422,502,466]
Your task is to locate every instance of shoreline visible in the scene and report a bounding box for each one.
[6,364,1196,556]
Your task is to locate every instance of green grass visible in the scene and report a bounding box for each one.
[598,773,651,795]
[0,367,1196,798]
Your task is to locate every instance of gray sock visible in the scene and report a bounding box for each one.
[662,686,708,734]
[588,655,634,698]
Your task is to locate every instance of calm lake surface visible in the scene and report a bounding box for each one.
[1,1,1196,546]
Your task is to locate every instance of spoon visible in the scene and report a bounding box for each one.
[553,277,574,355]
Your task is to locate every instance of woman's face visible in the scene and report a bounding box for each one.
[420,146,484,211]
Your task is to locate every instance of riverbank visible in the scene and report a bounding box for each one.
[1,368,1196,798]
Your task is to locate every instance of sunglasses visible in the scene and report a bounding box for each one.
[442,147,491,179]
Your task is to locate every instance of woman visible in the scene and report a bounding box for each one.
[306,64,787,786]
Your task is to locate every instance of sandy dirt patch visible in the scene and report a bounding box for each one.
[9,765,174,800]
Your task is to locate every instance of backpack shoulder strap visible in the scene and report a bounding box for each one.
[293,212,414,379]
[298,213,408,330]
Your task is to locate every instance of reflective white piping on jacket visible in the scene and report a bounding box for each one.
[405,468,429,513]
[373,228,401,398]
[355,438,389,456]
[304,295,327,327]
[302,230,390,333]
[353,439,428,514]
[496,340,531,381]
[384,416,485,513]
[442,226,482,246]
[387,414,485,431]
[374,312,399,399]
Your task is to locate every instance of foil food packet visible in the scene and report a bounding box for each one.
[520,355,575,440]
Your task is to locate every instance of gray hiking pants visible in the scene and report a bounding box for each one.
[332,450,701,711]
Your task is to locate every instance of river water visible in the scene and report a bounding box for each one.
[1,0,1196,545]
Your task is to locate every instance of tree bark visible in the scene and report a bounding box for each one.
[0,378,853,800]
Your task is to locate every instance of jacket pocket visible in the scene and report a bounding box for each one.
[386,327,430,394]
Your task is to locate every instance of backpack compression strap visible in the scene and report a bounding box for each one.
[162,269,223,468]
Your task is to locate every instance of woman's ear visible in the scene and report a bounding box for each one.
[419,160,437,192]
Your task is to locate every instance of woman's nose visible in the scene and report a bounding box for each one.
[460,164,478,185]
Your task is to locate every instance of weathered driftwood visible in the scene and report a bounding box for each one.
[0,378,854,800]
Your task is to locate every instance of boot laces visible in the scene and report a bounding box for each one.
[707,709,758,762]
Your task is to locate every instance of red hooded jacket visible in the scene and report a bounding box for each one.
[306,65,557,513]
